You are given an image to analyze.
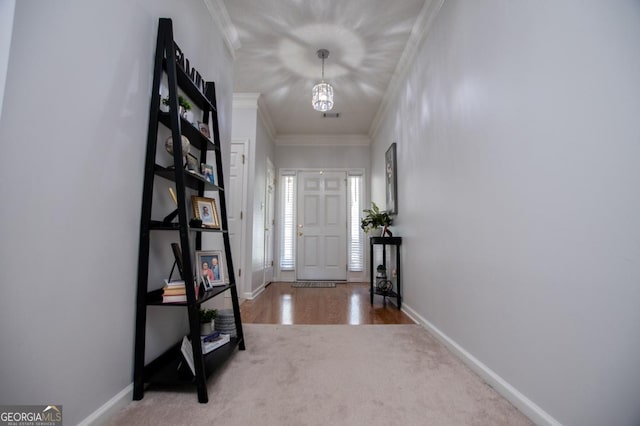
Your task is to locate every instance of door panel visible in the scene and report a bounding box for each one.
[303,195,319,225]
[325,236,341,266]
[325,195,340,225]
[296,171,347,280]
[303,236,319,266]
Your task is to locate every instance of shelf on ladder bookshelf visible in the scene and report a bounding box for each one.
[133,17,245,404]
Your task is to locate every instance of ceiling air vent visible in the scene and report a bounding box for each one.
[322,112,340,118]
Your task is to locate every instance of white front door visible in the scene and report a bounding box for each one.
[229,142,246,295]
[263,158,275,285]
[296,171,347,281]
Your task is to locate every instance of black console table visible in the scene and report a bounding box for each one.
[369,236,402,309]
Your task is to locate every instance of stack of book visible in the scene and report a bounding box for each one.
[180,332,231,375]
[162,279,198,303]
[201,331,231,354]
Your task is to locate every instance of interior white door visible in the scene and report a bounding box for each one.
[263,159,275,285]
[228,142,246,293]
[296,171,347,281]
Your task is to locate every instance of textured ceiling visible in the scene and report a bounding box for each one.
[223,0,427,137]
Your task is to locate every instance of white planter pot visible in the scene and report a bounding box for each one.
[370,228,383,237]
[200,320,214,335]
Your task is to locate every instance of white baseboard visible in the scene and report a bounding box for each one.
[78,383,132,426]
[243,282,267,300]
[401,303,561,426]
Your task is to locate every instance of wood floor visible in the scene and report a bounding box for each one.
[239,282,415,325]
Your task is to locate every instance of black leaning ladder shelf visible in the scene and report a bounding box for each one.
[133,18,245,403]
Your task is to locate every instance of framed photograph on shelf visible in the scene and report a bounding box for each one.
[196,250,226,288]
[191,196,220,229]
[198,122,210,139]
[385,142,398,215]
[201,164,215,184]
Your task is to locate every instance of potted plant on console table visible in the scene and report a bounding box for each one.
[360,202,393,237]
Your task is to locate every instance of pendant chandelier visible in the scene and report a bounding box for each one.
[312,49,334,112]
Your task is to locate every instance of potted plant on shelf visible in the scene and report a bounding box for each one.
[199,308,218,335]
[360,202,392,237]
[162,95,192,119]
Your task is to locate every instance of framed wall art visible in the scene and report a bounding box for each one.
[385,142,398,215]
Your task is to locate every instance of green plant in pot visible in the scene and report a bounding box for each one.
[360,202,392,236]
[199,308,218,335]
[162,95,192,118]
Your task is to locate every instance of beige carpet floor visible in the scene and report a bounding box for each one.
[108,325,532,425]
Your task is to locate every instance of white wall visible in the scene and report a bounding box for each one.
[0,1,234,424]
[276,144,370,171]
[371,1,640,425]
[0,0,15,118]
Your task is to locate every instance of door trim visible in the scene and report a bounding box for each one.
[231,140,249,298]
[277,168,367,283]
[263,157,275,287]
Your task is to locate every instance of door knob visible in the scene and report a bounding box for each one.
[298,232,303,237]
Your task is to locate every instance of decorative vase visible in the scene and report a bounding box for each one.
[180,107,191,122]
[164,135,190,158]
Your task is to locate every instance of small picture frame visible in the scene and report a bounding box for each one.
[201,163,215,184]
[196,250,226,288]
[186,153,199,172]
[198,122,210,139]
[191,196,220,229]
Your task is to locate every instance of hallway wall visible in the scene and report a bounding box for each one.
[0,1,234,424]
[371,1,640,425]
[0,0,15,118]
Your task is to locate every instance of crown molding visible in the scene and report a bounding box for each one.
[232,93,276,141]
[232,92,260,109]
[276,134,371,147]
[368,0,444,139]
[203,0,241,59]
[257,96,276,142]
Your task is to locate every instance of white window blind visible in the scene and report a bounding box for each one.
[279,174,296,270]
[348,174,364,272]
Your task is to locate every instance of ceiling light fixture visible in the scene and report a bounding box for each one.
[312,49,334,112]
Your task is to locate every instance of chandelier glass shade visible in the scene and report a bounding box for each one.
[312,81,334,112]
[312,49,334,112]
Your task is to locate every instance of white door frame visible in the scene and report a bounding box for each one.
[263,157,276,287]
[230,140,249,298]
